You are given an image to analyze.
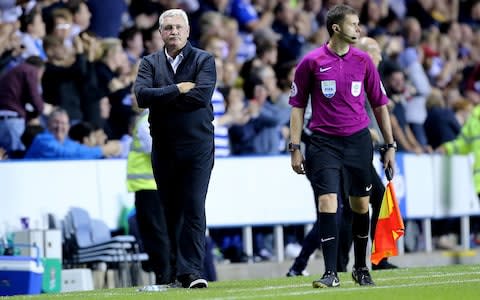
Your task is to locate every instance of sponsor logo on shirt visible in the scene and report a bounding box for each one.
[290,82,298,97]
[319,66,332,72]
[321,80,336,98]
[351,81,362,97]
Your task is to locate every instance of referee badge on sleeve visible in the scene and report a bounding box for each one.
[321,80,336,98]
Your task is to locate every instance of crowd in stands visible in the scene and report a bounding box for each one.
[1,0,480,160]
[1,0,480,253]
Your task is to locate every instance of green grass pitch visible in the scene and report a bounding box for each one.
[5,264,480,300]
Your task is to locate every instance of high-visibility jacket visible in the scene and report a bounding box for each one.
[126,111,156,192]
[443,105,480,194]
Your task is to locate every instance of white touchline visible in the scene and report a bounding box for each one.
[205,278,480,300]
[218,270,480,294]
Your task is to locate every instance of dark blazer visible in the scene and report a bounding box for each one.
[134,42,216,146]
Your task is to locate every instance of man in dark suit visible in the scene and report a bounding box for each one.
[134,8,216,289]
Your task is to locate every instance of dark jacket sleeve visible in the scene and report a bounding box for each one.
[175,54,216,110]
[134,57,180,108]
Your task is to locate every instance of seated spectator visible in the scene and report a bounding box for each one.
[68,121,97,146]
[69,120,131,158]
[21,124,44,154]
[24,108,120,159]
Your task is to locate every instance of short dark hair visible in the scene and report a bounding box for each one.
[66,0,84,15]
[326,4,358,37]
[19,5,41,33]
[69,122,94,143]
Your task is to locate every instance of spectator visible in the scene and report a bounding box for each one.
[65,0,91,38]
[42,34,88,123]
[87,0,128,38]
[68,121,97,146]
[19,5,47,60]
[47,8,74,49]
[95,38,135,139]
[21,123,44,154]
[119,26,144,66]
[0,55,48,155]
[383,61,428,153]
[24,108,120,159]
[240,27,279,99]
[397,17,432,146]
[141,24,164,56]
[424,88,461,149]
[271,1,306,64]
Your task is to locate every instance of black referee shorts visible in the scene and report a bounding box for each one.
[305,127,373,198]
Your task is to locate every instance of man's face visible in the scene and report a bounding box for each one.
[48,113,69,143]
[160,15,189,52]
[338,14,361,44]
[368,44,382,67]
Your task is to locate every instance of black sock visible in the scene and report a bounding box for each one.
[352,211,369,269]
[319,212,338,273]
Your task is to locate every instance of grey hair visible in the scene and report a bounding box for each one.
[159,9,189,30]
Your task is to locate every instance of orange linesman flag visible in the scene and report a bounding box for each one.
[371,177,405,265]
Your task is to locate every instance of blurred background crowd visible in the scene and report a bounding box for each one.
[2,0,480,257]
[1,0,480,160]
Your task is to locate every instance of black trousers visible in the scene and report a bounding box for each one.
[291,165,385,272]
[134,189,165,281]
[150,141,214,283]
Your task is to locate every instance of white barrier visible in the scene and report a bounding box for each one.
[0,154,478,234]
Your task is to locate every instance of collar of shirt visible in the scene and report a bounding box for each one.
[165,49,184,73]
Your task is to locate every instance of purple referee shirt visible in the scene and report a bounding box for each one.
[289,44,388,136]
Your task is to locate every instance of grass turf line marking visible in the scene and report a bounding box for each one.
[205,278,480,300]
[222,270,480,293]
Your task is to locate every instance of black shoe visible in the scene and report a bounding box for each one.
[312,271,340,288]
[352,267,375,286]
[178,274,208,289]
[372,258,398,270]
[286,268,309,277]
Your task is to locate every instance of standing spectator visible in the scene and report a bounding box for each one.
[47,8,74,49]
[0,56,46,155]
[42,34,88,124]
[288,4,395,288]
[382,62,427,153]
[95,37,135,139]
[19,5,47,60]
[87,0,128,38]
[424,88,461,149]
[397,17,432,147]
[65,0,92,38]
[134,9,216,289]
[142,25,164,56]
[119,26,144,66]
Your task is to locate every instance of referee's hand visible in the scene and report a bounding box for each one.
[291,151,306,174]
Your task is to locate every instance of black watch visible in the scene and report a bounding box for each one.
[288,142,301,152]
[385,141,397,151]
